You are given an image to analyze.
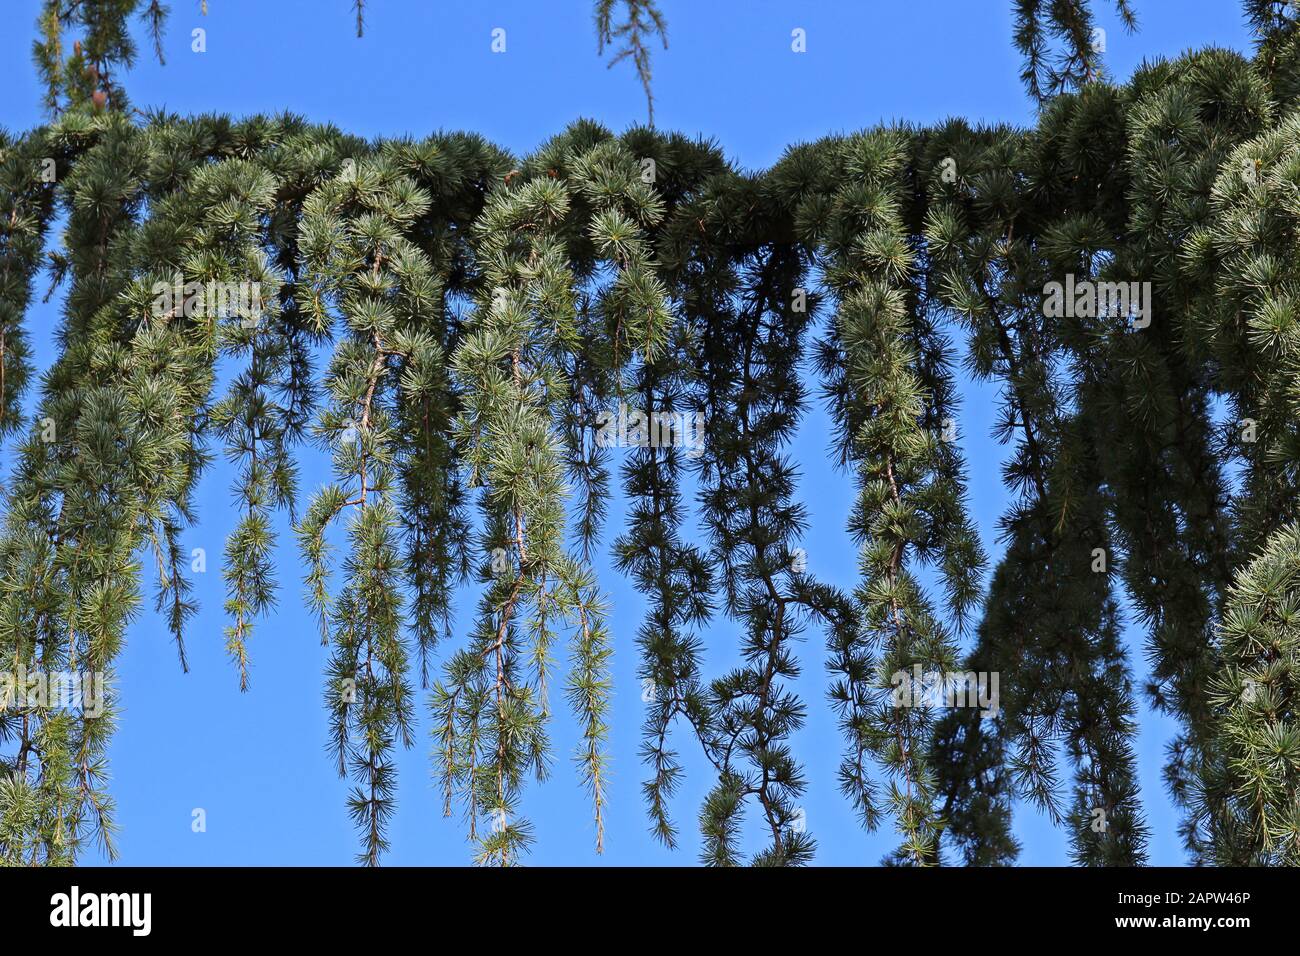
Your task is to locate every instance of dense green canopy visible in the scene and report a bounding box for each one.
[2,0,1300,867]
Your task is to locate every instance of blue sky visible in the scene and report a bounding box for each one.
[0,0,1256,866]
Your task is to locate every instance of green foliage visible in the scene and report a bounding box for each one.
[595,0,668,125]
[9,0,1300,869]
[33,0,154,114]
[1013,0,1138,101]
[1207,522,1300,864]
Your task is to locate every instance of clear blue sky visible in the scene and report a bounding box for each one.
[0,0,1254,866]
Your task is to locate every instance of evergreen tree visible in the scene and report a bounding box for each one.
[6,0,1300,868]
